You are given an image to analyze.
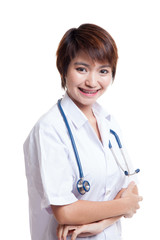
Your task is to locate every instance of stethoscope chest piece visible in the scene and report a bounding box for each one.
[77,178,90,195]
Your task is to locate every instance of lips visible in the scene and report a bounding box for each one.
[78,88,99,94]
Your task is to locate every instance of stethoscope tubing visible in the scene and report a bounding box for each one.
[57,99,84,179]
[109,130,140,176]
[57,99,140,194]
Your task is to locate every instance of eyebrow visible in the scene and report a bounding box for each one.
[100,64,111,68]
[74,62,90,67]
[74,62,111,68]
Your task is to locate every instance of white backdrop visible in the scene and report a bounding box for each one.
[0,0,160,239]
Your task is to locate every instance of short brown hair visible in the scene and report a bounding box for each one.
[56,23,118,89]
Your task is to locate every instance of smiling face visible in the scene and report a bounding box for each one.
[65,51,112,112]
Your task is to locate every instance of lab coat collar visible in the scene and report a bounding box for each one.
[61,93,88,129]
[60,93,111,129]
[92,101,111,122]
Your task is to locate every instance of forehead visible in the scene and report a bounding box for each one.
[70,51,110,67]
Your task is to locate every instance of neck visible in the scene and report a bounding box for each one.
[81,107,95,121]
[73,100,95,121]
[67,92,95,120]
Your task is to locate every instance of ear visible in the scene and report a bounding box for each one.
[61,75,67,89]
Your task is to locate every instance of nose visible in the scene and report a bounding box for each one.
[85,72,97,88]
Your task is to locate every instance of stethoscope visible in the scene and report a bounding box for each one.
[57,99,140,195]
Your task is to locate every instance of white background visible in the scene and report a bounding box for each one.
[0,0,160,239]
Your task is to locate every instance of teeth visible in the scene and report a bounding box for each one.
[80,88,97,94]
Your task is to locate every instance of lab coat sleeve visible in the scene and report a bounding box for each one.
[24,121,78,210]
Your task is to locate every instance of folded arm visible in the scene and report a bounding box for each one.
[57,216,121,240]
[51,182,142,225]
[56,187,128,240]
[56,188,124,240]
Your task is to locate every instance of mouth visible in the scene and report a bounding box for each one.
[78,87,100,96]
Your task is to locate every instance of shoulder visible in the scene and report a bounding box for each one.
[37,103,61,128]
[24,102,67,147]
[36,101,71,133]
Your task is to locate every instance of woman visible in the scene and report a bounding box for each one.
[24,24,142,240]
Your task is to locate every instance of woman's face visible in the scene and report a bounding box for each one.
[65,51,112,111]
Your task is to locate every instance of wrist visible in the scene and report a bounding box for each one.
[99,216,122,231]
[122,197,132,216]
[115,198,130,216]
[101,219,109,230]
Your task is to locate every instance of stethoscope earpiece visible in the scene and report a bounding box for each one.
[124,171,129,176]
[124,168,140,176]
[77,179,90,195]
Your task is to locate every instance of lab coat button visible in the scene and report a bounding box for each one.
[105,189,111,196]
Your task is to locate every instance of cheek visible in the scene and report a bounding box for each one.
[66,72,83,88]
[101,77,112,89]
[65,73,75,88]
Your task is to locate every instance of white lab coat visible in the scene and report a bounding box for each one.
[24,93,137,240]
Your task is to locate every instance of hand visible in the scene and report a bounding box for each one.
[114,188,126,199]
[121,181,143,218]
[57,222,104,240]
[57,217,120,240]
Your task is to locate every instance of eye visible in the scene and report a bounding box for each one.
[76,67,87,73]
[100,69,109,74]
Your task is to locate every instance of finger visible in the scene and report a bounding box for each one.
[115,188,126,199]
[71,229,80,240]
[56,224,64,240]
[63,226,77,240]
[62,226,69,240]
[127,181,136,192]
[71,230,78,240]
[71,226,86,240]
[138,196,143,201]
[124,213,133,218]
